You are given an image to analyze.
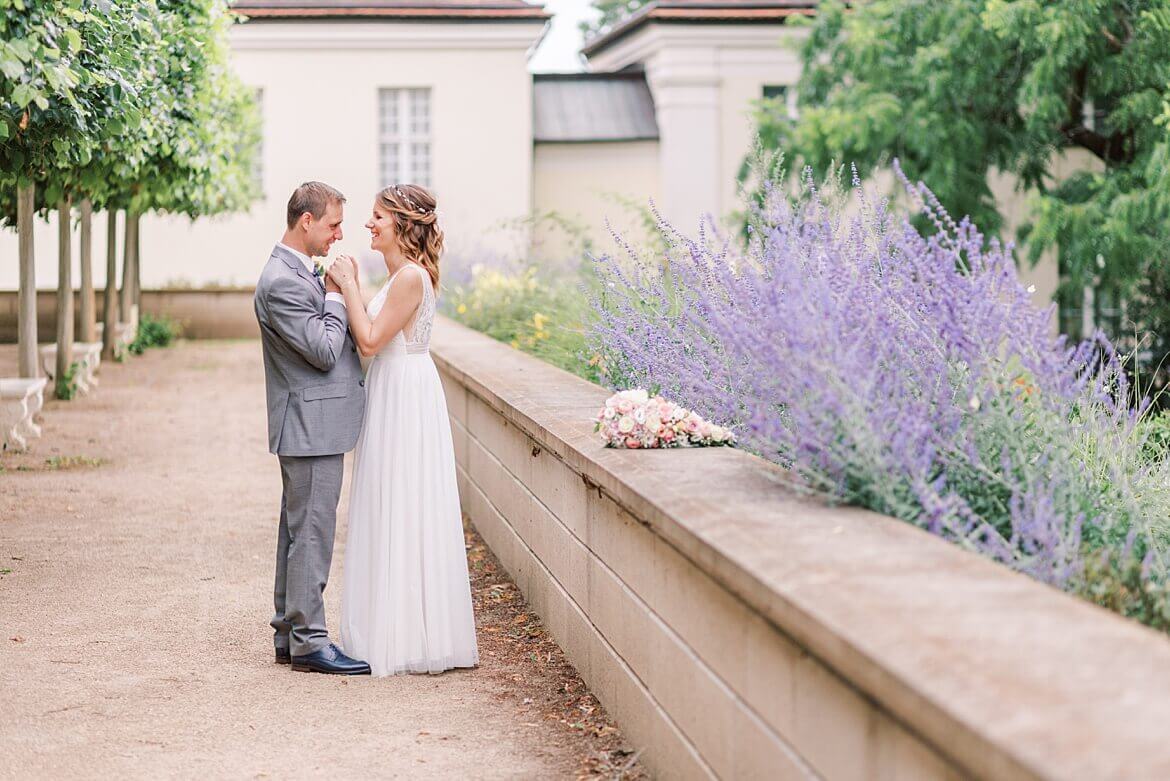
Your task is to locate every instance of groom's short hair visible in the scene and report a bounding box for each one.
[286,181,346,229]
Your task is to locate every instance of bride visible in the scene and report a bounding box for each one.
[327,183,478,676]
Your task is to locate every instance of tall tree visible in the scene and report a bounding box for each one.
[119,0,260,311]
[2,1,161,383]
[1,1,95,378]
[3,1,259,365]
[580,0,648,37]
[753,0,1170,391]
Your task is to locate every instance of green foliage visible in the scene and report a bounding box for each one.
[53,360,80,400]
[0,1,259,218]
[756,0,1170,380]
[580,0,648,37]
[128,0,261,218]
[128,312,180,355]
[45,454,105,469]
[1084,547,1170,633]
[1138,409,1170,459]
[0,0,101,185]
[1,1,161,200]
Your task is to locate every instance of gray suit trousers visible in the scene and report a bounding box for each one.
[272,453,345,656]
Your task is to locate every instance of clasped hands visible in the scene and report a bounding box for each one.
[325,255,360,294]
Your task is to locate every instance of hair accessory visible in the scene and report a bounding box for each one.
[393,185,433,215]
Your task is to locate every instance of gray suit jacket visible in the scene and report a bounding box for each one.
[254,244,365,456]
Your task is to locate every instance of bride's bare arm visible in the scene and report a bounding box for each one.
[329,256,423,357]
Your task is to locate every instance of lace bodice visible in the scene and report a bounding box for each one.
[367,263,436,356]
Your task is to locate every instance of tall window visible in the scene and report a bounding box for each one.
[379,88,432,188]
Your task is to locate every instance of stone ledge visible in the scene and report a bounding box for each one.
[431,315,1170,779]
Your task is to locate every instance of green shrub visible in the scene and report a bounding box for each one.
[1139,409,1170,460]
[129,313,181,355]
[54,361,81,400]
[442,264,603,385]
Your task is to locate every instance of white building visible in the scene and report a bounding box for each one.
[0,0,1054,306]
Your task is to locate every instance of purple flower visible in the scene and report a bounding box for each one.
[588,162,1169,615]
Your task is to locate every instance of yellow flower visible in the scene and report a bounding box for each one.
[456,303,467,315]
[510,339,520,349]
[535,330,548,340]
[533,312,547,330]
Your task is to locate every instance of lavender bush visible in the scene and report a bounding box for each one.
[589,165,1170,631]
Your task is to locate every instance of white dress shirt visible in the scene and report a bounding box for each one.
[278,241,345,305]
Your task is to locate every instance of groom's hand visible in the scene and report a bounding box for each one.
[325,275,342,294]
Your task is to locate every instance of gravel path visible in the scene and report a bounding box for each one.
[0,341,621,779]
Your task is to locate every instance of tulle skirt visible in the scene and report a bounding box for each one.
[340,348,478,675]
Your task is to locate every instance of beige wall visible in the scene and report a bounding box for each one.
[990,149,1103,323]
[0,19,543,291]
[0,288,258,342]
[586,24,806,231]
[531,140,660,257]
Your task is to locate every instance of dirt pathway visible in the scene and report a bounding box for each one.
[0,341,636,779]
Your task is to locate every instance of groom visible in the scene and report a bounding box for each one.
[254,181,369,675]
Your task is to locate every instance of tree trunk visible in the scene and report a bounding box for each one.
[120,209,137,326]
[17,183,37,378]
[56,197,74,396]
[102,210,118,360]
[79,198,95,343]
[132,211,141,312]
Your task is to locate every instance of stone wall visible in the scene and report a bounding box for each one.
[0,289,258,341]
[432,315,1170,780]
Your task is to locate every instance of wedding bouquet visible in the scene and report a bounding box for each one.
[595,389,735,449]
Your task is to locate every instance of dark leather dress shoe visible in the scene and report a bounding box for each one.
[291,642,370,675]
[275,648,291,665]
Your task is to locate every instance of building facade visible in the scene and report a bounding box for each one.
[0,0,1055,308]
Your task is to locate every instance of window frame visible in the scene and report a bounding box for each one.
[379,87,432,188]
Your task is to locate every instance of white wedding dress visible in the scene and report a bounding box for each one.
[340,263,479,676]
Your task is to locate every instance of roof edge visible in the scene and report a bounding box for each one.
[581,1,814,58]
[233,4,550,20]
[532,70,647,82]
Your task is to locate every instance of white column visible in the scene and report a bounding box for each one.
[646,48,722,230]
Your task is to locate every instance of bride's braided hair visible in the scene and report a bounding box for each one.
[378,183,443,288]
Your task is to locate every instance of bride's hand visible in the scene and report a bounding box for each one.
[327,256,357,291]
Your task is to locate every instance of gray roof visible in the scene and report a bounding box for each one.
[533,73,659,143]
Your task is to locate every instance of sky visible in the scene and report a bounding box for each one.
[527,0,602,73]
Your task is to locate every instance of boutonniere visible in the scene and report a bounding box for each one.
[313,257,336,279]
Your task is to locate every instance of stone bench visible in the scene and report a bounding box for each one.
[0,377,48,451]
[40,342,102,396]
[95,317,138,356]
